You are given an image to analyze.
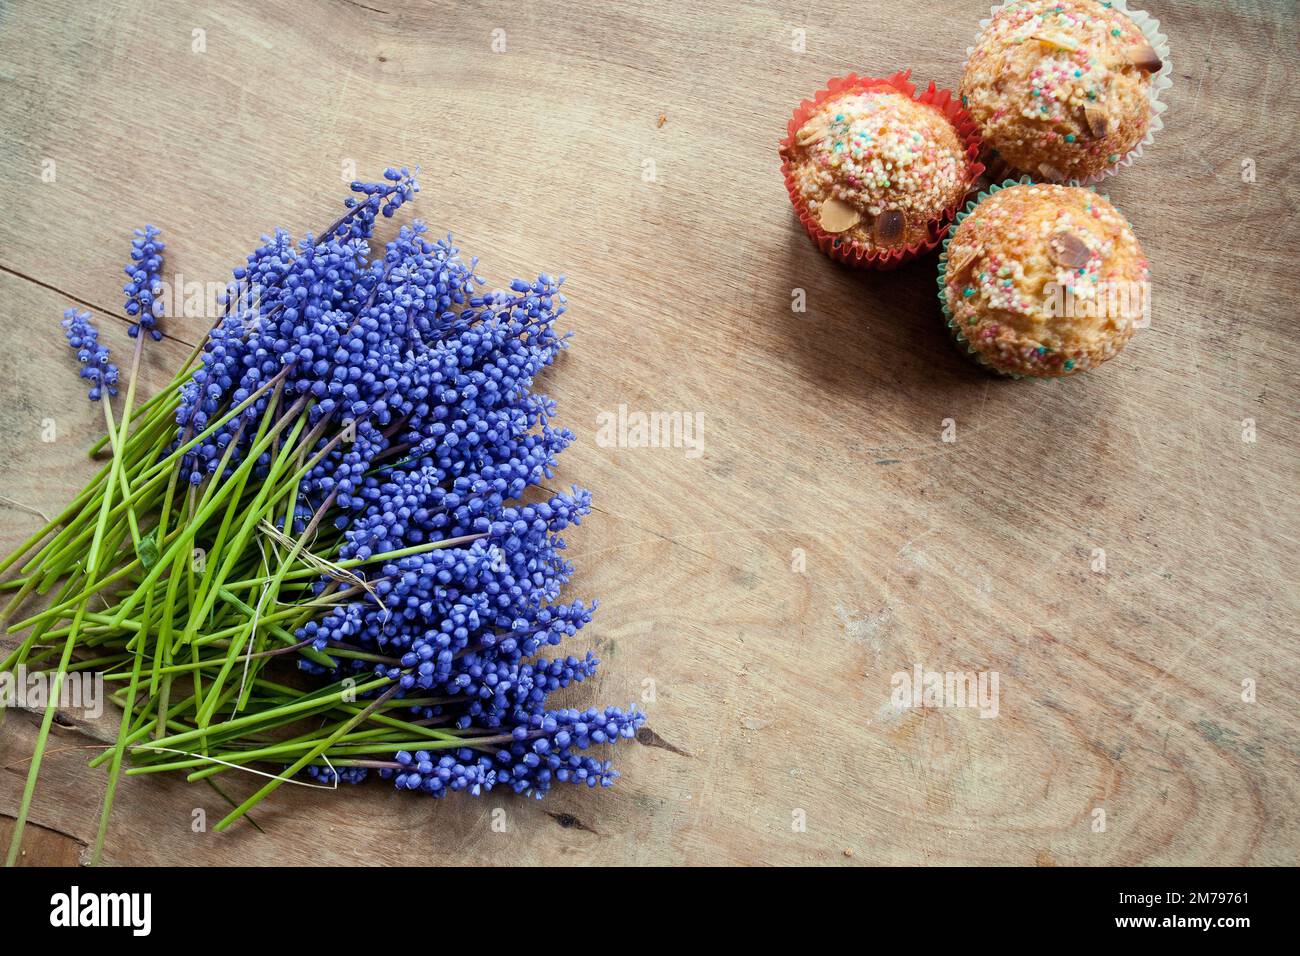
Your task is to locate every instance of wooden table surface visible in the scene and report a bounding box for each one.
[1,0,1297,866]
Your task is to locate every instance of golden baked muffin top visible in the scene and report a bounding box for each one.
[960,0,1161,182]
[784,89,976,251]
[943,183,1149,377]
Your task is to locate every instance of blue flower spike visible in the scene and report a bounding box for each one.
[124,224,165,340]
[61,308,119,401]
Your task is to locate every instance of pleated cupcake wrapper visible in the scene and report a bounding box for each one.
[968,0,1173,185]
[780,69,986,271]
[935,176,1120,378]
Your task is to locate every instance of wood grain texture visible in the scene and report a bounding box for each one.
[0,0,1297,866]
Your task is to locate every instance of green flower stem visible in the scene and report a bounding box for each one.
[91,392,174,864]
[213,681,402,832]
[335,703,463,743]
[90,590,150,865]
[3,598,89,866]
[105,396,311,629]
[323,735,513,753]
[214,590,337,668]
[83,597,340,666]
[354,535,491,562]
[228,676,462,714]
[99,604,335,680]
[130,703,338,770]
[9,482,174,631]
[238,490,337,714]
[0,517,128,675]
[188,410,313,726]
[145,675,394,753]
[25,368,288,583]
[87,395,171,459]
[320,648,397,664]
[233,444,314,711]
[152,527,191,698]
[64,653,131,672]
[223,533,488,590]
[4,398,175,582]
[152,415,252,700]
[187,756,407,778]
[104,402,143,557]
[85,374,180,457]
[0,574,85,674]
[20,647,130,674]
[146,428,192,704]
[180,394,296,658]
[30,483,160,586]
[0,573,46,632]
[0,463,112,580]
[2,405,141,861]
[113,682,249,757]
[86,692,199,769]
[182,742,403,781]
[38,420,175,569]
[138,726,408,778]
[86,393,138,576]
[102,334,151,556]
[7,548,142,632]
[192,734,515,790]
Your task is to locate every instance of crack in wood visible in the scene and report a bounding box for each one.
[0,812,89,849]
[636,725,690,757]
[0,261,199,349]
[338,0,391,14]
[546,810,599,835]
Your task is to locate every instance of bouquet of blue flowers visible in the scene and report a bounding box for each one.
[0,168,641,866]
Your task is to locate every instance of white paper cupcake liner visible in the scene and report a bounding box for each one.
[968,0,1173,185]
[936,177,1034,378]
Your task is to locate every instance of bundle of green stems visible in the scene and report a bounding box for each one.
[0,335,488,866]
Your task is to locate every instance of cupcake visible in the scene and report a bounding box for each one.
[780,72,983,268]
[940,181,1149,377]
[961,0,1168,183]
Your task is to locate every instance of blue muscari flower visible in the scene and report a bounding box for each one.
[124,225,165,340]
[306,764,370,786]
[168,167,635,797]
[60,308,119,401]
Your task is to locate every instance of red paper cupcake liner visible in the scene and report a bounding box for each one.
[779,69,986,271]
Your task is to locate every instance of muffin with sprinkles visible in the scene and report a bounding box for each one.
[961,0,1168,183]
[940,182,1148,377]
[780,72,983,268]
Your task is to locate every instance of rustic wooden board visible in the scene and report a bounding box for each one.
[0,0,1297,866]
